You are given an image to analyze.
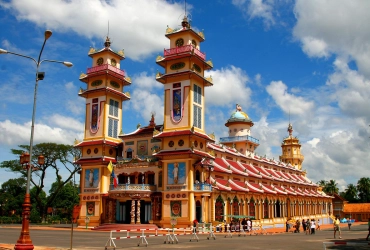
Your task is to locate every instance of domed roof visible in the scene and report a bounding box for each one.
[225,104,253,127]
[230,111,249,120]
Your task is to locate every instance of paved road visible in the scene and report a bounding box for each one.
[0,224,369,250]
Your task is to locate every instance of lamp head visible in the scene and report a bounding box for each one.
[37,72,45,80]
[44,30,52,40]
[0,48,8,54]
[63,61,73,67]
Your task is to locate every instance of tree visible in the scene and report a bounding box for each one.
[0,142,81,221]
[357,177,370,202]
[49,176,79,219]
[325,180,339,195]
[0,178,27,216]
[317,179,339,195]
[342,184,358,203]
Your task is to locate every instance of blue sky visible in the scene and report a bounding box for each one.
[1,0,369,192]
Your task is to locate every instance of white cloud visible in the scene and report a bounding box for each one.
[293,0,370,78]
[266,80,314,115]
[126,72,164,125]
[232,0,275,28]
[0,0,185,61]
[207,66,251,109]
[47,114,84,131]
[0,119,83,146]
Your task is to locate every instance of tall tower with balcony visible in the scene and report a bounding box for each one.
[74,37,131,227]
[219,104,260,155]
[279,123,304,170]
[153,16,215,227]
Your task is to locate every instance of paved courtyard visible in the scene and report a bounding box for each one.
[0,223,369,250]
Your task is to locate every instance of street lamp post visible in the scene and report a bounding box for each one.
[0,30,72,250]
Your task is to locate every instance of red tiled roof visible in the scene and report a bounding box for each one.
[343,203,370,213]
[229,180,249,192]
[254,166,274,180]
[273,185,288,195]
[261,184,277,194]
[225,159,248,176]
[154,130,215,141]
[74,139,119,147]
[240,163,262,178]
[213,158,232,174]
[74,156,116,164]
[211,177,232,191]
[247,182,263,193]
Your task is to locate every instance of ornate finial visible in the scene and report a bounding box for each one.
[149,112,156,127]
[288,123,293,136]
[137,123,141,129]
[104,36,111,48]
[236,104,242,112]
[181,15,190,29]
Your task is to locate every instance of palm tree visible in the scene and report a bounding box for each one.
[357,177,370,202]
[317,180,327,188]
[325,180,339,195]
[343,184,358,202]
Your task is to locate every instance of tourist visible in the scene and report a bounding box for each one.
[366,218,370,241]
[333,215,342,239]
[347,218,352,230]
[302,219,306,233]
[310,219,316,234]
[306,219,311,235]
[317,219,321,230]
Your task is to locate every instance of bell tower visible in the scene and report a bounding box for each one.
[156,16,213,134]
[75,36,131,227]
[279,123,304,170]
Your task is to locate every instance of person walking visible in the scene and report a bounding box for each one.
[310,219,316,235]
[366,218,370,241]
[333,215,342,239]
[347,218,352,230]
[302,219,306,233]
[317,219,321,230]
[306,219,311,235]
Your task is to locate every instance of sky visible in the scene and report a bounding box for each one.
[0,0,369,193]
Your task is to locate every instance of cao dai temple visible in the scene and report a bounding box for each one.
[74,16,333,228]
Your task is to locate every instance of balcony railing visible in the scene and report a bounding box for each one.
[164,45,206,60]
[219,135,260,144]
[87,64,125,77]
[193,183,212,191]
[110,184,156,191]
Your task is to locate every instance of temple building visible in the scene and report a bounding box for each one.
[74,16,333,228]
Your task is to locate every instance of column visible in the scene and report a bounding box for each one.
[130,200,135,224]
[136,200,141,224]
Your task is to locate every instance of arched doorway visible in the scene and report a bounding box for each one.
[196,200,202,222]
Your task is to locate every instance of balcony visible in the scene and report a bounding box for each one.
[219,135,260,144]
[110,184,156,191]
[87,64,125,77]
[164,45,206,61]
[193,183,212,191]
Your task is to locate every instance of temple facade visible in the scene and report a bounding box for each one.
[74,16,333,228]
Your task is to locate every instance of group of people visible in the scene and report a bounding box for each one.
[217,218,253,232]
[286,218,320,234]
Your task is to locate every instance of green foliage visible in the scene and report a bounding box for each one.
[357,177,370,202]
[342,184,358,202]
[0,142,81,221]
[317,179,339,195]
[0,178,27,216]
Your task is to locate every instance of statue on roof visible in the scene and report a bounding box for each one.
[236,104,242,112]
[288,123,293,136]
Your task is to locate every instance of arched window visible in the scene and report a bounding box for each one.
[263,199,269,218]
[233,197,239,216]
[195,170,201,182]
[275,200,281,217]
[215,195,224,222]
[249,198,255,218]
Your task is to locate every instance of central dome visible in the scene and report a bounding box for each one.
[230,111,249,120]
